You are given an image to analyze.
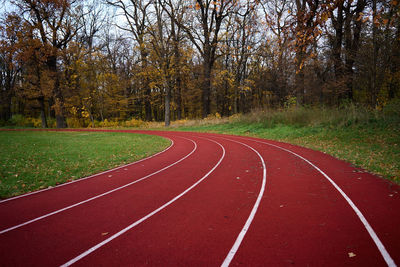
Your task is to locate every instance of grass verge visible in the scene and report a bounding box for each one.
[0,131,170,199]
[169,106,400,183]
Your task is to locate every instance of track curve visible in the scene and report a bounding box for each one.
[0,130,399,266]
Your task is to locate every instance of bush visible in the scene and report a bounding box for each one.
[124,118,145,127]
[66,117,90,128]
[99,119,120,128]
[47,117,56,128]
[31,117,42,128]
[383,98,400,119]
[9,114,26,126]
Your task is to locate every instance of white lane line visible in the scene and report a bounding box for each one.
[220,138,266,267]
[0,138,196,235]
[0,136,174,204]
[60,138,226,267]
[239,137,396,267]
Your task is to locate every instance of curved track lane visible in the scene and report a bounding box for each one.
[0,130,399,266]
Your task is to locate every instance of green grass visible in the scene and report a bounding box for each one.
[171,106,400,183]
[0,131,170,199]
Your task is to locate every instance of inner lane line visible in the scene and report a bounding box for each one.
[60,137,226,267]
[237,136,396,267]
[0,137,197,235]
[219,137,267,267]
[0,135,175,204]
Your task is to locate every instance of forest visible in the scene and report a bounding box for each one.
[0,0,399,128]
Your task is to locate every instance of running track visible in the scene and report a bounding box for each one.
[0,130,399,266]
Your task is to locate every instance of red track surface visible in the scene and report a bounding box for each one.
[0,130,399,266]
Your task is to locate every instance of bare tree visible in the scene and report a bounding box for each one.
[170,0,236,118]
[107,0,153,121]
[328,0,367,102]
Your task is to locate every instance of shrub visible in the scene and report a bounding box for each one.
[66,117,87,128]
[10,114,26,126]
[123,118,145,127]
[99,119,120,128]
[31,117,42,128]
[383,98,400,119]
[47,117,57,128]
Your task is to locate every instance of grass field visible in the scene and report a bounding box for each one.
[0,131,170,199]
[170,105,400,183]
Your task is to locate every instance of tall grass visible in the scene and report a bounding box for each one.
[228,104,398,130]
[172,103,400,183]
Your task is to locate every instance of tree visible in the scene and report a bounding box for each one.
[174,0,236,118]
[107,0,153,121]
[328,0,367,102]
[12,0,80,127]
[261,0,293,106]
[159,0,188,122]
[0,14,21,122]
[292,0,326,105]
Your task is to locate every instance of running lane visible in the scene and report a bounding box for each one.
[0,132,193,231]
[0,130,398,267]
[215,134,400,267]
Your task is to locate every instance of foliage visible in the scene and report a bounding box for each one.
[9,115,42,127]
[0,131,170,198]
[383,98,400,118]
[1,0,399,127]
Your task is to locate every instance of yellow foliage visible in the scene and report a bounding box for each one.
[205,113,222,121]
[284,96,297,109]
[66,117,86,128]
[31,117,42,128]
[10,115,44,128]
[81,110,90,118]
[99,119,120,128]
[123,118,145,128]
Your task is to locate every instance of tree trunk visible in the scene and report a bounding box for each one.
[48,55,67,128]
[202,61,212,118]
[332,2,344,80]
[176,76,182,120]
[173,41,182,120]
[371,0,378,106]
[39,96,48,128]
[139,48,152,122]
[164,83,171,127]
[144,88,152,121]
[1,91,12,122]
[294,0,305,106]
[343,0,366,102]
[90,113,95,128]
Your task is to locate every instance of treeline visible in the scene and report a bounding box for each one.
[0,0,399,127]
